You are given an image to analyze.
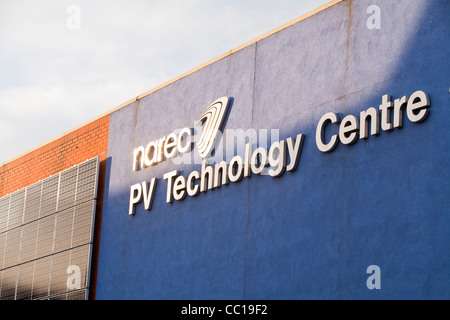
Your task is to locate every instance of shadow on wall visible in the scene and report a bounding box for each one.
[96,0,450,300]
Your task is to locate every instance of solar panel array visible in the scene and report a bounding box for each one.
[0,157,99,300]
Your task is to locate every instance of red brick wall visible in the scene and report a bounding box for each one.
[0,114,110,300]
[0,115,110,196]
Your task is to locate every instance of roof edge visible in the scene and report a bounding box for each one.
[1,0,343,167]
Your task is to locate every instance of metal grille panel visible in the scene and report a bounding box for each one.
[0,157,99,300]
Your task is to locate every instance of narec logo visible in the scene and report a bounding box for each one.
[132,97,231,172]
[196,97,231,159]
[129,89,432,217]
[129,96,305,215]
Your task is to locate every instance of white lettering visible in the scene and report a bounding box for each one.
[286,134,305,172]
[366,265,381,289]
[186,171,200,197]
[251,147,268,175]
[163,170,179,204]
[129,183,142,215]
[181,304,215,317]
[163,133,304,204]
[268,140,286,177]
[316,91,431,153]
[133,127,193,171]
[407,90,430,123]
[142,179,158,211]
[316,112,340,153]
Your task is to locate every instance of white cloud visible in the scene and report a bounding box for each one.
[0,0,330,164]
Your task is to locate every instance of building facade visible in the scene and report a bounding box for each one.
[1,0,449,300]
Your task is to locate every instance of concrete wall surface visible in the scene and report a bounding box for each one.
[96,0,450,299]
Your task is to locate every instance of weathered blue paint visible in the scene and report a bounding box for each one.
[96,0,450,299]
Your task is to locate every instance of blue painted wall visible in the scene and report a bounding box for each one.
[96,0,450,299]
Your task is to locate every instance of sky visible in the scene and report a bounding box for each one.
[0,0,331,164]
